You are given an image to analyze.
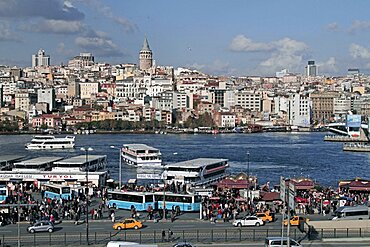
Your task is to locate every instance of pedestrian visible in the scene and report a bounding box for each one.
[161,230,166,242]
[168,228,173,241]
[170,211,175,222]
[111,211,115,223]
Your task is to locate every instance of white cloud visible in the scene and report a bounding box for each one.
[188,60,236,76]
[229,35,273,52]
[318,57,338,74]
[75,30,124,57]
[349,44,370,59]
[0,21,20,42]
[349,20,370,33]
[0,0,84,21]
[259,38,308,73]
[57,42,74,56]
[79,0,137,33]
[229,35,308,74]
[21,20,85,34]
[326,22,339,31]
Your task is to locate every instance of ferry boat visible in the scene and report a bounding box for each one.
[162,158,229,186]
[0,155,108,188]
[121,144,162,167]
[52,155,107,172]
[25,136,75,150]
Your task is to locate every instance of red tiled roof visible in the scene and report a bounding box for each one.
[217,179,248,189]
[261,192,280,201]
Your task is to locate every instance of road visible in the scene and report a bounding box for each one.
[0,210,359,247]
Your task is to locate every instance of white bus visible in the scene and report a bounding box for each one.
[332,205,369,220]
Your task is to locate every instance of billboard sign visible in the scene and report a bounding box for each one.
[136,173,162,180]
[346,115,361,128]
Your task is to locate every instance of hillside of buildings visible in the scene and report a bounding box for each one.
[0,44,368,134]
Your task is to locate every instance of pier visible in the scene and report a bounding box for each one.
[324,135,369,142]
[343,142,370,152]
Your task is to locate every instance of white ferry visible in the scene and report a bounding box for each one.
[25,136,75,150]
[162,158,229,186]
[121,144,162,167]
[0,155,108,188]
[52,155,107,172]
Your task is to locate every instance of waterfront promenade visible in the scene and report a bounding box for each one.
[0,132,369,187]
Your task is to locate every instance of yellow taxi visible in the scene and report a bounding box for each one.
[113,218,143,230]
[255,212,274,223]
[283,216,309,226]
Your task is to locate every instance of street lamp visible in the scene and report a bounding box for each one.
[80,147,93,245]
[110,145,122,189]
[247,151,250,205]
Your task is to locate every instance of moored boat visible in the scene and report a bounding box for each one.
[25,136,75,150]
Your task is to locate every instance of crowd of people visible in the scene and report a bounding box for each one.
[1,179,370,227]
[0,183,109,226]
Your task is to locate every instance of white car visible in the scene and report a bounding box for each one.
[233,216,264,227]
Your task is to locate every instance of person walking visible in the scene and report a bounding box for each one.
[111,211,115,223]
[161,230,166,242]
[168,228,173,241]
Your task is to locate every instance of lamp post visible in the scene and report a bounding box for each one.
[162,175,167,221]
[81,147,93,245]
[110,145,122,189]
[247,151,250,204]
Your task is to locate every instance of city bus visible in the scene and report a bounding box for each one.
[154,192,201,212]
[43,184,73,200]
[107,191,155,211]
[332,205,369,220]
[0,186,8,203]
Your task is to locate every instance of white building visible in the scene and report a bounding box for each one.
[288,93,311,127]
[220,113,236,128]
[305,60,317,77]
[235,90,261,112]
[37,88,55,111]
[32,49,50,68]
[333,97,351,120]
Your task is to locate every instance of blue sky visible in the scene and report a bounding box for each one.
[1,0,370,76]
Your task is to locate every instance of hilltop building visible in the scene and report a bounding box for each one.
[31,49,50,68]
[139,37,153,71]
[305,60,317,77]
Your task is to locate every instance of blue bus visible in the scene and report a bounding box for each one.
[154,192,201,212]
[107,191,154,211]
[0,186,8,203]
[107,191,201,212]
[43,184,73,200]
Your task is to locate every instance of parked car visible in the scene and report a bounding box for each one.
[113,218,142,230]
[173,242,196,247]
[233,216,264,227]
[27,221,54,233]
[283,216,309,226]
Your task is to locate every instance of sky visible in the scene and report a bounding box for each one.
[1,0,370,76]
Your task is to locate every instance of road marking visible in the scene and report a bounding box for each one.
[89,227,105,230]
[172,225,195,228]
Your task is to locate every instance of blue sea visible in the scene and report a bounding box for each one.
[0,132,369,187]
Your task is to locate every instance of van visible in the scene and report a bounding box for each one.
[332,205,369,220]
[106,241,158,247]
[264,237,302,247]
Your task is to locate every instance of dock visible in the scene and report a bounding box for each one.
[343,142,370,152]
[324,135,368,142]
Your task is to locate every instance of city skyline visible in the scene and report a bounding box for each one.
[1,0,370,76]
